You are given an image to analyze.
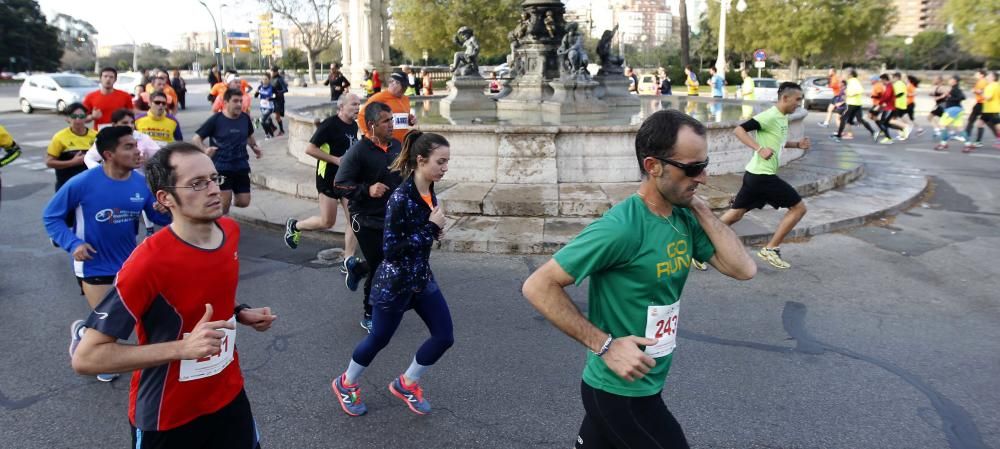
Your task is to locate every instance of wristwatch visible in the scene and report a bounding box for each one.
[234,303,252,318]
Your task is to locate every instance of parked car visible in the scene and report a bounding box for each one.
[637,73,658,95]
[750,78,779,102]
[18,73,98,114]
[802,76,834,110]
[113,72,144,97]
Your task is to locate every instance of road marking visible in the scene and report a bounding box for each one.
[23,162,49,170]
[904,147,946,154]
[968,152,1000,159]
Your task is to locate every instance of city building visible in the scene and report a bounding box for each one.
[49,13,97,54]
[887,0,946,37]
[565,0,673,45]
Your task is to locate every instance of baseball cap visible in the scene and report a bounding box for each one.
[225,73,239,84]
[390,72,409,87]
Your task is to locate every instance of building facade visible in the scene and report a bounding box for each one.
[887,0,946,37]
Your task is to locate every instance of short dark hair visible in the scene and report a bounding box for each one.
[223,88,243,102]
[363,101,392,128]
[777,81,802,98]
[879,74,890,81]
[64,102,87,116]
[150,90,167,101]
[849,69,858,78]
[100,67,118,78]
[96,126,133,156]
[635,110,706,176]
[145,142,206,198]
[892,72,902,79]
[110,108,135,123]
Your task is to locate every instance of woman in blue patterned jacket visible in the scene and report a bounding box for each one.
[332,130,454,417]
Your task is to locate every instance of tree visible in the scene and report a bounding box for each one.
[278,48,307,69]
[393,0,521,65]
[943,0,1000,65]
[0,0,62,72]
[705,0,894,78]
[260,0,340,83]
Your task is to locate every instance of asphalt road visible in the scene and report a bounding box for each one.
[0,104,998,449]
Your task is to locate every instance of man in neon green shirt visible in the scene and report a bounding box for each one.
[740,69,755,100]
[891,72,914,139]
[832,69,877,142]
[522,110,756,448]
[719,82,811,269]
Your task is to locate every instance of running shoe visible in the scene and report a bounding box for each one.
[340,257,349,275]
[828,136,842,143]
[691,259,708,271]
[878,137,894,145]
[915,128,926,136]
[952,134,967,142]
[934,143,948,152]
[389,375,431,415]
[344,256,362,291]
[96,373,119,382]
[843,132,855,140]
[283,218,300,249]
[69,319,85,358]
[817,121,829,128]
[873,131,881,143]
[971,142,984,148]
[332,374,367,416]
[360,314,372,333]
[757,247,791,269]
[962,144,975,154]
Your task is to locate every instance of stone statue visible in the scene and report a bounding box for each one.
[558,22,589,79]
[451,26,481,77]
[544,11,556,38]
[507,12,530,77]
[596,25,624,70]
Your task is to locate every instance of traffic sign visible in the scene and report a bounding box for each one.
[753,49,766,61]
[753,60,766,68]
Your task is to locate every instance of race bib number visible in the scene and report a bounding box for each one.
[644,303,679,358]
[392,112,410,130]
[260,99,271,108]
[179,316,236,382]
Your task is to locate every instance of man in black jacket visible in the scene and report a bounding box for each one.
[334,101,403,332]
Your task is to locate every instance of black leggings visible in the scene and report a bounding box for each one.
[837,105,875,138]
[878,110,903,137]
[966,103,983,136]
[354,222,384,316]
[576,381,690,449]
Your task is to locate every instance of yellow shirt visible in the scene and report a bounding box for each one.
[47,127,97,159]
[685,72,700,96]
[741,77,755,100]
[0,125,13,148]
[845,78,865,106]
[135,112,182,144]
[973,79,987,103]
[983,81,1000,114]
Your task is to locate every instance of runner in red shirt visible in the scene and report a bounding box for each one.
[70,143,277,448]
[83,67,135,130]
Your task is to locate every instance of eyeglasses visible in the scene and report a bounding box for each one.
[68,113,87,119]
[170,174,226,191]
[152,100,167,105]
[651,156,709,177]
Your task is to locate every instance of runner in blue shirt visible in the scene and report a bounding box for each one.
[710,67,726,98]
[43,126,171,382]
[193,88,262,215]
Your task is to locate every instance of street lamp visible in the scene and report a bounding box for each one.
[903,36,914,69]
[199,0,223,70]
[715,0,747,73]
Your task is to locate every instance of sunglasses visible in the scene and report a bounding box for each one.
[651,156,709,177]
[152,100,167,105]
[68,113,87,119]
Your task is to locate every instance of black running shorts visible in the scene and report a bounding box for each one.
[316,174,343,199]
[731,171,802,210]
[982,113,999,128]
[218,171,252,194]
[575,381,690,449]
[931,105,944,117]
[131,390,261,449]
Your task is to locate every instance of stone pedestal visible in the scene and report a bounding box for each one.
[440,76,490,117]
[542,78,608,114]
[594,73,638,107]
[497,42,560,111]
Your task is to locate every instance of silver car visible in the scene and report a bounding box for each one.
[802,76,834,110]
[18,73,98,114]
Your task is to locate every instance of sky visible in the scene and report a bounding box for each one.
[38,0,266,48]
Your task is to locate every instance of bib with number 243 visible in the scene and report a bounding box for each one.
[179,316,236,382]
[644,303,679,358]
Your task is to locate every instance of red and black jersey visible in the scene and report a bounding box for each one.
[85,217,244,431]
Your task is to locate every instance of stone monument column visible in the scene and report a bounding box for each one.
[347,0,390,95]
[339,0,352,74]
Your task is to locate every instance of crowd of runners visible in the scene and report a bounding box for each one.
[0,61,997,448]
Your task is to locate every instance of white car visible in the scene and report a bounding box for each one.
[113,72,144,97]
[18,73,98,113]
[750,78,779,102]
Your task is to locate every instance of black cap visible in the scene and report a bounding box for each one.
[390,72,409,87]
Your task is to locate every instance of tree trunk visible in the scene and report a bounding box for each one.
[679,0,690,68]
[789,57,799,81]
[306,50,317,84]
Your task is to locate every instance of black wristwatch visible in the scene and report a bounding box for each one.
[234,304,252,318]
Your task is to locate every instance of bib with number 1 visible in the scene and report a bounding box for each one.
[179,316,236,382]
[392,113,410,130]
[644,302,679,358]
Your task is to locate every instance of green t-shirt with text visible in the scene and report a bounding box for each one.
[744,106,788,175]
[553,195,716,397]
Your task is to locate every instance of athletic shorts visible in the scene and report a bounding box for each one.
[273,98,285,116]
[576,381,690,449]
[983,113,1000,128]
[931,105,944,117]
[940,107,966,128]
[316,174,343,199]
[890,109,907,119]
[76,275,115,296]
[218,171,252,194]
[906,104,915,120]
[131,389,261,449]
[731,172,802,210]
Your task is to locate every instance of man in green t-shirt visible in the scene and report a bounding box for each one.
[719,82,811,269]
[522,110,756,449]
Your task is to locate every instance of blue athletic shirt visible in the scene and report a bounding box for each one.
[711,74,725,97]
[43,167,171,278]
[195,112,254,173]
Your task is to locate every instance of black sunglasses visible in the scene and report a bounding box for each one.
[651,156,709,177]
